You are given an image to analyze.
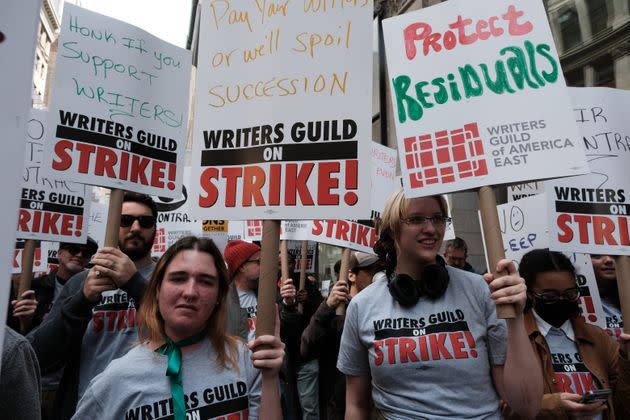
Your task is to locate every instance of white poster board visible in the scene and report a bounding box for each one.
[508,181,545,202]
[371,143,398,218]
[383,0,588,198]
[19,109,91,243]
[480,194,605,328]
[190,0,373,219]
[88,202,108,247]
[308,220,377,254]
[44,4,191,197]
[0,0,42,353]
[546,87,630,255]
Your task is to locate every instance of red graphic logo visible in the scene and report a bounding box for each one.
[404,122,488,188]
[152,227,166,254]
[246,220,263,238]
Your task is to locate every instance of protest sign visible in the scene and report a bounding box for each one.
[44,4,191,197]
[286,240,317,273]
[0,0,42,349]
[190,0,373,220]
[383,0,588,198]
[12,240,52,275]
[508,182,545,202]
[227,221,246,241]
[546,88,630,255]
[243,220,311,242]
[19,109,91,243]
[371,143,397,218]
[479,194,605,328]
[308,219,377,254]
[88,202,108,247]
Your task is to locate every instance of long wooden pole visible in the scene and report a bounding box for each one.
[18,239,36,333]
[478,186,516,319]
[615,255,630,354]
[335,248,352,316]
[297,240,308,314]
[104,189,124,248]
[257,221,280,336]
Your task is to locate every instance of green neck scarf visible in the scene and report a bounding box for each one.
[156,332,206,420]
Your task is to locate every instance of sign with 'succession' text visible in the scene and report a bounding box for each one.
[383,0,589,198]
[191,0,373,219]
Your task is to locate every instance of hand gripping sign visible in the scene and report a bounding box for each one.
[383,0,589,317]
[43,4,190,198]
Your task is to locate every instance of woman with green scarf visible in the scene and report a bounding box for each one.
[73,236,284,420]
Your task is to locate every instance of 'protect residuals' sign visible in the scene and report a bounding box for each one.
[191,0,373,219]
[546,87,630,255]
[18,109,91,243]
[44,4,191,197]
[383,0,589,198]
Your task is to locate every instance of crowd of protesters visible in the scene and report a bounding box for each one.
[2,189,629,420]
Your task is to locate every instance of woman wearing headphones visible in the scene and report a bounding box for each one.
[337,189,542,419]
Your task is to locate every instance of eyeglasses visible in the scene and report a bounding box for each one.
[246,258,261,265]
[61,244,95,258]
[120,214,156,229]
[401,215,452,228]
[532,287,580,304]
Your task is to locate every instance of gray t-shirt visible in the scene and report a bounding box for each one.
[78,263,154,398]
[73,339,261,420]
[237,288,257,342]
[601,298,623,340]
[337,267,507,420]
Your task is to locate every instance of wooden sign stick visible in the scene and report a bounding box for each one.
[335,248,352,316]
[257,221,281,336]
[297,240,308,314]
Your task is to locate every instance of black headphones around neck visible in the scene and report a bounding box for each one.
[387,256,450,306]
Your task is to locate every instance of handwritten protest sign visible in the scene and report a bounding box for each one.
[308,219,377,254]
[0,0,41,346]
[190,0,373,219]
[546,88,630,255]
[508,181,545,202]
[371,143,397,218]
[382,0,588,198]
[12,240,52,275]
[480,194,605,328]
[88,202,108,247]
[43,4,191,197]
[18,109,91,243]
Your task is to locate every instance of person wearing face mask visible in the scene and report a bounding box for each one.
[503,249,630,419]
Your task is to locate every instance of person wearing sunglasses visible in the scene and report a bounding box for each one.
[28,192,159,420]
[502,249,630,419]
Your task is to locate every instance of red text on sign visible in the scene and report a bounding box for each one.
[18,209,83,237]
[311,219,377,249]
[557,213,630,246]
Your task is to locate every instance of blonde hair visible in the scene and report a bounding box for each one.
[138,236,239,370]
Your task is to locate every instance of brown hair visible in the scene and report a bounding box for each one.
[138,236,238,370]
[374,188,448,276]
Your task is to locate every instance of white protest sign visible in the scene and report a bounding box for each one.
[44,4,191,197]
[151,168,203,257]
[200,220,229,256]
[383,0,588,198]
[508,181,545,202]
[286,240,317,273]
[19,109,91,243]
[88,202,108,247]
[0,0,41,351]
[12,240,52,274]
[546,87,630,255]
[479,194,605,328]
[371,143,397,218]
[227,221,246,241]
[191,0,373,219]
[308,220,377,254]
[243,220,311,242]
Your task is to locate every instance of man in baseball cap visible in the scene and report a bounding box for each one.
[224,240,261,341]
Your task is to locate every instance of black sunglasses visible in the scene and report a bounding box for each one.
[120,214,156,229]
[61,244,95,258]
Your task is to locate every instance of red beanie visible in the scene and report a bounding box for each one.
[224,240,261,278]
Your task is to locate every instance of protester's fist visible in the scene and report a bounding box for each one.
[280,278,296,306]
[11,290,37,320]
[90,247,137,288]
[483,259,527,313]
[558,393,606,419]
[326,281,349,309]
[82,267,117,303]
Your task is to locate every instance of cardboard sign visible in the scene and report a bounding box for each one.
[479,194,605,328]
[243,220,311,242]
[308,219,377,254]
[19,109,91,243]
[0,0,42,350]
[508,181,545,202]
[44,4,191,197]
[546,88,630,255]
[12,240,52,274]
[191,0,373,219]
[371,143,398,218]
[383,0,588,198]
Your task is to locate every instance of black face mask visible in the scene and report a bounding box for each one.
[534,299,580,328]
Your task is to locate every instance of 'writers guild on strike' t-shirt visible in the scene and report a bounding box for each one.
[337,267,508,420]
[238,288,257,342]
[73,339,261,420]
[602,298,623,340]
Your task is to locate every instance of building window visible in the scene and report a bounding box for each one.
[565,68,585,87]
[558,6,582,50]
[593,55,615,87]
[588,0,609,35]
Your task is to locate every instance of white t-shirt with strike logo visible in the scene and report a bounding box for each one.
[601,298,623,341]
[237,288,257,342]
[74,339,261,420]
[533,311,602,420]
[337,267,507,420]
